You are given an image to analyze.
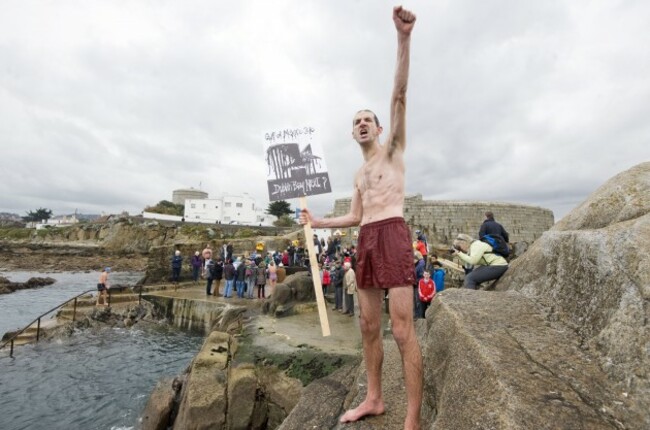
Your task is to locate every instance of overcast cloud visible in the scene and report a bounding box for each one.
[1,0,649,222]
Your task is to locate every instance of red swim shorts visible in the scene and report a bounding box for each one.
[356,217,415,289]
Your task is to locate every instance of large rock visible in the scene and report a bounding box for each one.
[0,276,56,295]
[173,331,231,430]
[495,161,649,424]
[424,290,639,429]
[278,365,356,430]
[227,365,258,430]
[259,367,304,429]
[262,271,317,317]
[169,329,304,430]
[140,378,178,430]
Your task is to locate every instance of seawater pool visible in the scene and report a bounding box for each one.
[0,271,204,430]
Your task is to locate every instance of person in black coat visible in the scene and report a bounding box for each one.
[478,211,510,243]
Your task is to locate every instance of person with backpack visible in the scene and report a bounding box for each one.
[417,270,436,318]
[478,211,510,243]
[451,233,508,289]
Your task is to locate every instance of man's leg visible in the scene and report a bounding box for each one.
[341,288,385,422]
[389,286,422,429]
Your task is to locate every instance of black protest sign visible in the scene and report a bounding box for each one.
[264,127,332,201]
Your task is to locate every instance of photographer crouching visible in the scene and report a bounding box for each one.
[451,233,509,289]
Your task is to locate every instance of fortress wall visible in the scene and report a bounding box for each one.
[329,195,554,246]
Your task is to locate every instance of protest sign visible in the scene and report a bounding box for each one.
[264,126,331,336]
[264,127,332,201]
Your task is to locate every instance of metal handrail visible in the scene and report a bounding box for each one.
[0,288,96,357]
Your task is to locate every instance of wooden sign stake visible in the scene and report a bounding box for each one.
[300,196,331,337]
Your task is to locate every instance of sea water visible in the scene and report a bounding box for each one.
[0,271,203,430]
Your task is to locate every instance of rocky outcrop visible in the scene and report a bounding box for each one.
[495,161,649,424]
[0,276,56,294]
[141,377,181,430]
[0,218,301,273]
[277,365,357,430]
[170,331,303,430]
[262,271,316,317]
[423,290,639,429]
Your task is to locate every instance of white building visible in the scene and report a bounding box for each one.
[34,214,80,229]
[184,193,276,226]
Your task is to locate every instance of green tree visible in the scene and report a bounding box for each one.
[266,200,293,218]
[22,208,53,222]
[144,200,185,216]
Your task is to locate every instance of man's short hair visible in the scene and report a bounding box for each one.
[485,211,494,220]
[354,109,380,127]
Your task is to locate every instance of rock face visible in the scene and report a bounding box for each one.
[0,218,300,272]
[140,378,179,430]
[495,161,650,424]
[424,291,640,429]
[171,331,303,430]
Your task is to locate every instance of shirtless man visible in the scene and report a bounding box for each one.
[96,267,111,306]
[300,6,421,429]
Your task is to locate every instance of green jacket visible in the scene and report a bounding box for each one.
[457,240,508,267]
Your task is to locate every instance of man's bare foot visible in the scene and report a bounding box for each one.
[340,399,385,423]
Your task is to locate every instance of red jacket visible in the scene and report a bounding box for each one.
[418,278,436,303]
[322,270,331,286]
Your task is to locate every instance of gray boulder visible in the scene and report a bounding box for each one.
[173,331,230,430]
[263,271,317,317]
[495,161,649,424]
[140,378,178,430]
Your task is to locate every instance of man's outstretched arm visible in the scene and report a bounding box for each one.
[388,6,416,156]
[300,183,363,228]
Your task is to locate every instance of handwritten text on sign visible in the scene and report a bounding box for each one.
[267,173,331,201]
[264,126,331,201]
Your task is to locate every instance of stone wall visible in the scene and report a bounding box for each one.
[329,194,554,246]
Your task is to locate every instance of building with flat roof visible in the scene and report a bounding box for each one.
[184,193,276,226]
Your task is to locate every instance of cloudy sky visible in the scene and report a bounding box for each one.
[1,0,648,223]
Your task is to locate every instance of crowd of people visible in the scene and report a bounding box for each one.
[166,209,512,319]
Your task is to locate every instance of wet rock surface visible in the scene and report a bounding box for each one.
[0,276,56,294]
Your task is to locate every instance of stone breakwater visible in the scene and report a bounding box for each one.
[330,194,554,246]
